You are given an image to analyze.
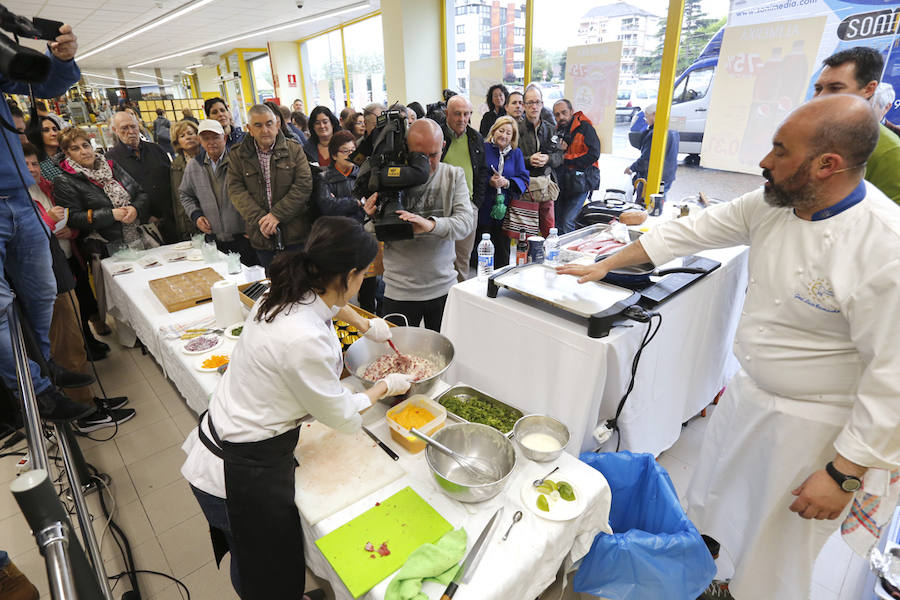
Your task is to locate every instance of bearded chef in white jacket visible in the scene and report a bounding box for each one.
[559,94,900,599]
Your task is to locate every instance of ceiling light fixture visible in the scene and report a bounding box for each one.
[128,1,369,68]
[78,0,218,60]
[128,70,157,79]
[82,72,159,86]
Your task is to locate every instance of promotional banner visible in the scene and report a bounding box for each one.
[564,41,622,154]
[729,0,900,122]
[469,57,503,129]
[702,16,827,173]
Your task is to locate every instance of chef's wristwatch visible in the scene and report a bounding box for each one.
[826,461,862,492]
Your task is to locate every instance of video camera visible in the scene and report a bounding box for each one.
[353,109,430,242]
[0,5,63,83]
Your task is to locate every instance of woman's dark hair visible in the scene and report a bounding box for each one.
[485,84,509,113]
[203,96,228,117]
[308,106,341,146]
[406,101,425,119]
[339,109,359,133]
[25,115,60,160]
[264,100,295,140]
[328,129,356,160]
[291,111,308,132]
[256,217,378,323]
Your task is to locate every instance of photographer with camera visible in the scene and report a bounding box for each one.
[0,18,98,421]
[362,119,473,331]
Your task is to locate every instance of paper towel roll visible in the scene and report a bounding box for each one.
[211,280,244,327]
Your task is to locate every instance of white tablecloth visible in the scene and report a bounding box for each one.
[440,246,749,457]
[304,394,612,600]
[102,246,613,599]
[101,245,263,413]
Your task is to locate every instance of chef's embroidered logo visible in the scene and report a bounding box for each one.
[794,278,840,313]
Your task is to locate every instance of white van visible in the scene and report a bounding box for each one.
[667,29,722,164]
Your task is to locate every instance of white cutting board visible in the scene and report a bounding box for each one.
[294,420,405,526]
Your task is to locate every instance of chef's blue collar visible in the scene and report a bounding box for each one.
[808,180,866,221]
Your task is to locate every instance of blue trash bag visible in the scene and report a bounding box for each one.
[572,451,716,600]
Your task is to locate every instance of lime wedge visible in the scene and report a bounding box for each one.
[558,481,576,502]
[543,479,558,492]
[536,494,550,512]
[535,483,553,494]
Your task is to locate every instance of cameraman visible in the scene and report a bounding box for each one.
[363,119,473,331]
[0,23,93,421]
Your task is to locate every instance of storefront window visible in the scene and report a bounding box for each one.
[247,54,275,104]
[301,30,345,113]
[445,0,527,97]
[344,16,387,110]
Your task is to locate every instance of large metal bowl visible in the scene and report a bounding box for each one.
[425,423,517,503]
[344,327,454,398]
[511,415,570,462]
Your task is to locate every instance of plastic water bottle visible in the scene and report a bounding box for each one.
[477,233,494,281]
[544,228,560,265]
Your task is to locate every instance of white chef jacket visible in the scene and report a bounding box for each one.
[181,294,371,498]
[640,181,900,598]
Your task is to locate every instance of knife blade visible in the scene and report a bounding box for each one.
[362,426,399,461]
[440,507,504,599]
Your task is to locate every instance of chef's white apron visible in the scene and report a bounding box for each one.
[686,370,853,599]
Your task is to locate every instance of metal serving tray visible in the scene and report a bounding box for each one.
[434,385,525,437]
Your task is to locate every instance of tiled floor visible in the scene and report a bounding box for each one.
[0,333,874,600]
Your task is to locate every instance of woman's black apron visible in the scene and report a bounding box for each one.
[198,411,305,599]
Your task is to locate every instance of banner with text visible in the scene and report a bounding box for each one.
[701,16,827,173]
[729,0,900,124]
[564,41,622,155]
[469,57,504,131]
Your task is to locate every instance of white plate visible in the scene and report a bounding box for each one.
[111,265,134,276]
[186,250,203,261]
[520,477,586,521]
[164,250,188,262]
[224,322,245,340]
[181,335,224,355]
[195,354,229,372]
[172,241,193,250]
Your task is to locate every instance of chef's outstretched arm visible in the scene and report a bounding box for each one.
[556,239,652,283]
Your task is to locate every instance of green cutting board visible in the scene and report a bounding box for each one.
[315,486,453,598]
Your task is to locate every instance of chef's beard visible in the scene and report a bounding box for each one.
[762,157,820,212]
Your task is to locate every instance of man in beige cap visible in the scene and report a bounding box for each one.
[180,119,257,265]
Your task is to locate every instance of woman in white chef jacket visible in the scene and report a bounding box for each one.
[181,216,413,600]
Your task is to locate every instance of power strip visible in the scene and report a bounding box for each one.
[15,453,29,474]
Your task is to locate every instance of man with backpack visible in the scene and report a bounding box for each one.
[152,108,174,157]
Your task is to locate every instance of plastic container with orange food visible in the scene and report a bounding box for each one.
[385,395,447,454]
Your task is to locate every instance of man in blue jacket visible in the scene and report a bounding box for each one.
[0,23,93,421]
[625,102,680,195]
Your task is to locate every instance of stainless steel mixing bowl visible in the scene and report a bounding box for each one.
[511,414,570,462]
[343,326,454,398]
[425,423,517,503]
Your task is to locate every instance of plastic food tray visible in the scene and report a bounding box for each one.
[385,395,447,454]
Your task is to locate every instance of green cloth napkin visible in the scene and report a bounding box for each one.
[384,528,468,600]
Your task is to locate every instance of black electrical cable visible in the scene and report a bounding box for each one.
[606,311,663,452]
[93,473,141,597]
[108,570,191,600]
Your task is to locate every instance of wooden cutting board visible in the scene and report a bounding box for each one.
[314,486,453,598]
[294,421,405,526]
[148,267,223,312]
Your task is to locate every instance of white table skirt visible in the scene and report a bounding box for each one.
[303,396,613,600]
[440,245,749,457]
[100,245,263,413]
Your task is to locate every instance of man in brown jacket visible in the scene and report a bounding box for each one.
[227,104,313,267]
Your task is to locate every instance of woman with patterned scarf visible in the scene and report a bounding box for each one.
[53,127,150,253]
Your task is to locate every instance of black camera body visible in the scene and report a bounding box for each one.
[0,5,61,83]
[353,109,430,242]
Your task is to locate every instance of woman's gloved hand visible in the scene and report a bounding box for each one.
[364,318,392,343]
[379,373,414,397]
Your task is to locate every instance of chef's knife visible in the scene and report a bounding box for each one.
[440,507,503,600]
[362,426,399,461]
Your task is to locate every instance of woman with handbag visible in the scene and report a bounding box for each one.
[480,116,529,268]
[53,127,153,325]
